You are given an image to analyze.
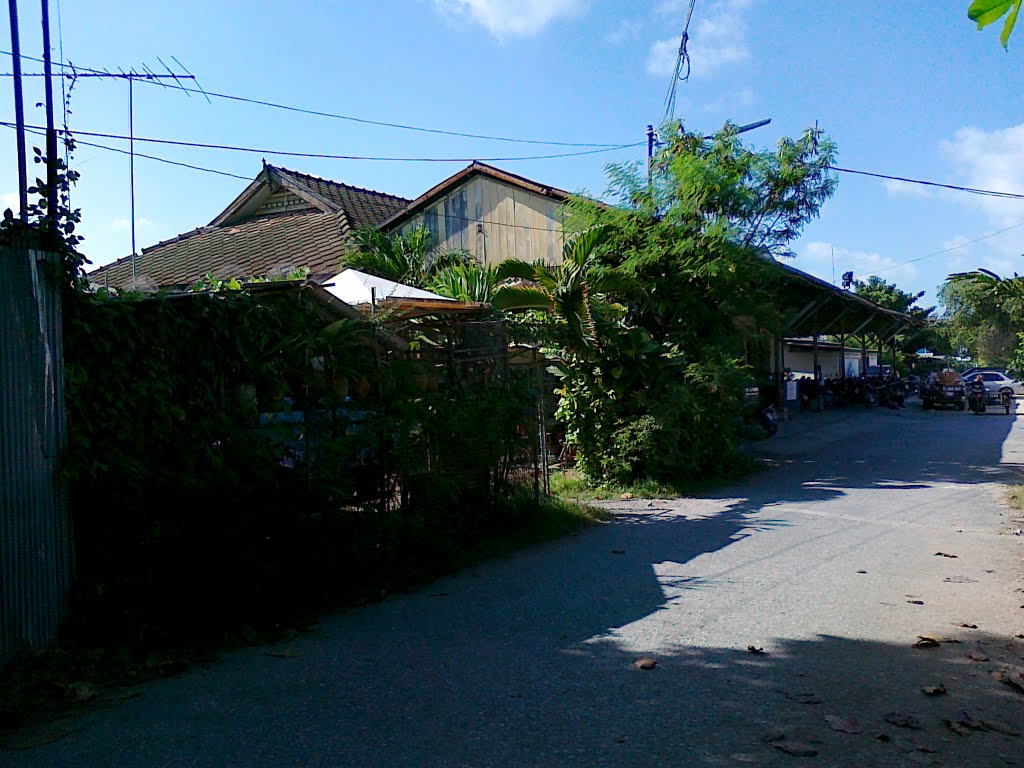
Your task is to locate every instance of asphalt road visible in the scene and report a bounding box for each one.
[7,402,1024,767]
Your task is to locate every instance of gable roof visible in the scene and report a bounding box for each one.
[88,164,410,290]
[378,161,572,232]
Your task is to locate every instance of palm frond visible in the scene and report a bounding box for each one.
[496,259,542,282]
[491,286,555,312]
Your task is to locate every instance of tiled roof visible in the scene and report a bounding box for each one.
[88,166,410,290]
[271,167,409,229]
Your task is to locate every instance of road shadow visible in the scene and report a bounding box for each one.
[6,404,1024,767]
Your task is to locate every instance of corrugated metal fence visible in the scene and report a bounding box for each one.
[1,237,72,661]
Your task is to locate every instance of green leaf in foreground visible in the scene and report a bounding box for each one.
[968,0,1022,48]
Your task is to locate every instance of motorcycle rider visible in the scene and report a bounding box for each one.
[968,374,986,409]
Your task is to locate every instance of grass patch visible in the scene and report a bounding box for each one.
[1006,485,1024,510]
[549,463,756,503]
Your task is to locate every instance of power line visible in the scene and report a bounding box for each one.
[0,49,624,149]
[5,122,251,180]
[663,0,697,122]
[0,120,644,162]
[829,165,1024,201]
[874,219,1024,275]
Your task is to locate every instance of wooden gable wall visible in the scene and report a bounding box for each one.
[392,175,564,266]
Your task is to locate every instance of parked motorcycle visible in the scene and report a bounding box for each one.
[760,404,778,437]
[968,389,987,415]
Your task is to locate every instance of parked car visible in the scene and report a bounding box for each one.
[921,370,965,410]
[961,370,1024,399]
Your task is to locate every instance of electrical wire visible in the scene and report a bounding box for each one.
[0,120,644,162]
[874,220,1024,274]
[0,49,624,148]
[663,0,697,122]
[830,165,1024,201]
[5,122,251,180]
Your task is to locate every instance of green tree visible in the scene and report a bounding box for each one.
[853,275,940,362]
[943,269,1024,370]
[533,121,838,484]
[968,0,1021,48]
[342,226,470,287]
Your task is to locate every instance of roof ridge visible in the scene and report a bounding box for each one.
[269,164,412,203]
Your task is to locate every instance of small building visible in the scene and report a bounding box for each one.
[783,338,879,379]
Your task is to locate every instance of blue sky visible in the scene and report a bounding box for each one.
[1,1,1022,307]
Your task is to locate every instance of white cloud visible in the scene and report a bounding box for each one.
[607,18,643,45]
[799,241,919,284]
[1,192,17,210]
[882,179,934,199]
[940,124,1024,228]
[648,0,752,78]
[433,0,585,39]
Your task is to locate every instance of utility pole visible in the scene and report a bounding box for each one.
[8,0,28,220]
[40,0,58,232]
[646,124,656,185]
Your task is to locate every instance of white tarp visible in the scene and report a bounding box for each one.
[322,269,456,306]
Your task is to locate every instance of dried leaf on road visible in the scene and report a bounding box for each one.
[856,569,867,574]
[634,657,657,670]
[982,719,1021,736]
[747,646,767,655]
[956,622,978,629]
[770,740,819,757]
[782,691,822,705]
[945,719,972,736]
[266,649,301,659]
[992,669,1024,694]
[620,492,633,500]
[915,635,961,647]
[934,552,958,558]
[968,651,989,662]
[824,714,863,734]
[955,710,983,730]
[906,599,925,605]
[885,712,923,729]
[921,684,947,696]
[944,576,977,584]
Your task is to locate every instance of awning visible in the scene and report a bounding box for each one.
[775,262,919,341]
[322,269,456,305]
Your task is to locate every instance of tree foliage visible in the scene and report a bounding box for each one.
[343,226,470,287]
[535,121,838,484]
[968,0,1021,48]
[943,269,1024,370]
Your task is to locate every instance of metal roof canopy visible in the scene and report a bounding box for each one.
[775,262,919,341]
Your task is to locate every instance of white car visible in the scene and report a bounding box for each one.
[963,370,1024,398]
